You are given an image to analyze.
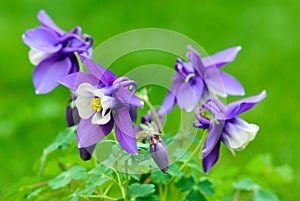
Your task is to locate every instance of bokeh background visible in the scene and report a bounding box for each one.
[0,0,299,200]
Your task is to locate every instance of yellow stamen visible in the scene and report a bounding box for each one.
[89,97,102,112]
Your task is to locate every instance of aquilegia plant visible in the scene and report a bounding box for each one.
[11,9,285,201]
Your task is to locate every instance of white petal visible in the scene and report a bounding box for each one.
[75,95,94,119]
[91,110,111,125]
[94,89,105,98]
[76,83,96,96]
[101,96,113,116]
[29,48,51,65]
[223,119,259,150]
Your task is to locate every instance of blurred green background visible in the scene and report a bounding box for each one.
[0,0,299,200]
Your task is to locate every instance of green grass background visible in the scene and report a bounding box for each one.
[0,0,299,200]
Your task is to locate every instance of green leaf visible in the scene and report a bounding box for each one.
[26,188,42,199]
[84,176,109,195]
[253,190,280,201]
[187,163,204,173]
[49,165,87,189]
[198,180,215,195]
[168,163,183,177]
[69,188,82,201]
[186,190,206,201]
[175,176,195,192]
[136,195,160,201]
[232,178,260,191]
[39,127,76,175]
[128,183,155,198]
[89,163,112,176]
[151,171,170,185]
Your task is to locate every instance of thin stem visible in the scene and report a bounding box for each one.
[124,159,129,201]
[112,168,126,199]
[233,190,240,201]
[179,129,208,171]
[167,129,208,185]
[140,96,165,135]
[158,183,164,201]
[79,194,118,200]
[27,180,49,189]
[163,184,168,201]
[103,183,114,195]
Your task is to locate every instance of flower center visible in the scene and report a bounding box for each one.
[201,110,211,120]
[89,97,102,112]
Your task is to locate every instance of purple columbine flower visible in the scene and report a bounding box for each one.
[59,56,144,155]
[193,90,266,173]
[160,46,245,114]
[150,134,170,174]
[22,10,93,94]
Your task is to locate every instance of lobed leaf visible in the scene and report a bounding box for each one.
[129,183,155,198]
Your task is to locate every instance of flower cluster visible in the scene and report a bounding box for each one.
[23,10,266,174]
[22,10,93,94]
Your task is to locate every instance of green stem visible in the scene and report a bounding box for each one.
[80,194,118,200]
[158,183,164,201]
[166,129,208,186]
[124,159,130,201]
[143,98,165,135]
[179,129,208,171]
[111,168,126,199]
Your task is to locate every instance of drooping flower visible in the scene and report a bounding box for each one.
[193,90,266,173]
[150,134,170,174]
[59,56,144,155]
[22,10,93,94]
[160,46,245,114]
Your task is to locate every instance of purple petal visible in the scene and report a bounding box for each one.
[33,56,72,94]
[160,91,176,115]
[79,144,96,161]
[202,140,220,173]
[59,72,99,92]
[150,135,170,174]
[37,10,65,36]
[160,76,182,114]
[80,56,117,86]
[114,86,144,108]
[220,71,245,96]
[202,122,224,159]
[204,66,226,97]
[66,102,80,127]
[113,107,137,154]
[76,118,114,148]
[69,57,79,74]
[176,79,199,112]
[191,76,204,103]
[202,46,242,68]
[22,27,62,53]
[225,90,267,119]
[186,45,206,75]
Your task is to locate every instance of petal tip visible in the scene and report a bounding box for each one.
[79,55,87,63]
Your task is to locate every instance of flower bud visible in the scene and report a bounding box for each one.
[150,134,169,174]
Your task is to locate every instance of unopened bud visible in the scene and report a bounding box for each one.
[150,134,169,174]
